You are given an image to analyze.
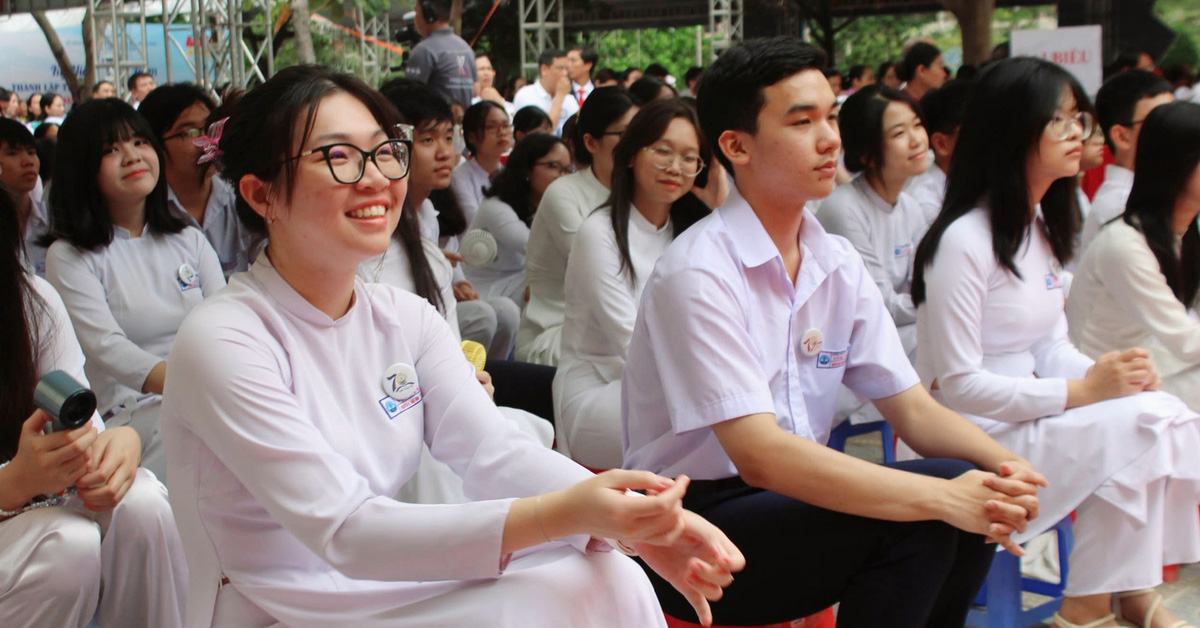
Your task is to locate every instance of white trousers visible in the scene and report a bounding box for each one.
[458,297,519,359]
[554,377,623,470]
[0,468,188,627]
[107,400,167,481]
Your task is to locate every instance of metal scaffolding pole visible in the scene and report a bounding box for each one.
[88,0,151,97]
[708,0,743,58]
[517,0,563,79]
[355,7,390,87]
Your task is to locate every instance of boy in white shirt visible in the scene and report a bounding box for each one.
[621,37,1048,627]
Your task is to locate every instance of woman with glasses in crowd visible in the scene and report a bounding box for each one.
[450,100,512,226]
[554,99,710,470]
[43,99,225,481]
[913,57,1200,628]
[519,87,638,365]
[464,133,571,310]
[162,65,741,628]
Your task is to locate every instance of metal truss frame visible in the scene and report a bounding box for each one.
[708,0,743,56]
[517,0,563,79]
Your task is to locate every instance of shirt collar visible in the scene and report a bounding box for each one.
[719,182,837,272]
[852,176,897,214]
[249,253,359,328]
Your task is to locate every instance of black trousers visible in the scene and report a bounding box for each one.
[484,359,556,427]
[640,459,995,628]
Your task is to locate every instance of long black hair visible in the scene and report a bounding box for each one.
[913,57,1086,305]
[483,132,565,226]
[44,98,184,250]
[0,190,42,461]
[574,86,637,167]
[607,98,711,283]
[1122,101,1200,306]
[461,100,507,157]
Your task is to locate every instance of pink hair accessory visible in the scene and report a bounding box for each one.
[194,116,229,166]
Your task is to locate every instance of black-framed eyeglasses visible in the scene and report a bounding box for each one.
[535,161,575,175]
[294,139,411,184]
[164,127,204,142]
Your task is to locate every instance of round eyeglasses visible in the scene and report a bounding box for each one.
[1046,111,1095,142]
[163,127,204,142]
[642,145,705,177]
[294,139,411,184]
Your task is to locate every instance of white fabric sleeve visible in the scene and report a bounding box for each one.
[822,207,917,325]
[450,168,482,224]
[841,259,922,400]
[485,202,531,257]
[565,219,636,360]
[921,233,1068,422]
[535,185,588,257]
[32,276,104,433]
[1099,228,1200,365]
[193,229,227,296]
[639,267,776,433]
[45,243,163,395]
[1030,313,1093,380]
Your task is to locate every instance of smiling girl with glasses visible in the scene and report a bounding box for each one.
[162,65,742,628]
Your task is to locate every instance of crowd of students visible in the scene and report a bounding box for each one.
[3,20,1200,628]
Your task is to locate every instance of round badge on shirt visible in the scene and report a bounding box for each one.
[382,363,419,400]
[177,263,200,290]
[801,329,824,356]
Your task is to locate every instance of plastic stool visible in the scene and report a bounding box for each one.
[966,517,1074,628]
[665,607,835,628]
[828,420,895,463]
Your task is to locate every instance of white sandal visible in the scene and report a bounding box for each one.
[1052,612,1120,628]
[1113,589,1195,628]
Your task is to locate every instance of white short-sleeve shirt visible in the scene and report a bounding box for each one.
[45,226,226,416]
[512,81,580,136]
[167,176,247,277]
[621,184,919,480]
[1079,165,1134,254]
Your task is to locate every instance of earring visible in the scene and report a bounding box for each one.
[265,207,277,225]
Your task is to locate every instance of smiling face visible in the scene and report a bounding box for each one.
[877,100,929,180]
[97,133,159,214]
[725,69,842,204]
[264,91,406,270]
[631,117,700,208]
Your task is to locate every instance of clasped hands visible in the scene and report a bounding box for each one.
[952,460,1049,556]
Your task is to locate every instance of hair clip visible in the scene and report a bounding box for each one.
[194,116,229,166]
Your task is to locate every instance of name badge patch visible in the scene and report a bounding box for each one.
[893,243,912,258]
[1045,273,1064,290]
[815,348,849,369]
[378,390,422,419]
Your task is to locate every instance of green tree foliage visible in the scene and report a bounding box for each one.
[574,28,711,83]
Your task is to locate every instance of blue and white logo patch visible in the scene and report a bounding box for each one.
[378,389,422,419]
[815,348,849,369]
[1045,273,1063,290]
[893,243,912,258]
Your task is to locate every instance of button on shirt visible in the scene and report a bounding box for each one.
[167,176,247,277]
[512,81,580,136]
[621,184,918,480]
[1079,164,1134,254]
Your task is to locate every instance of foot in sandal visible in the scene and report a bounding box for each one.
[1114,589,1195,628]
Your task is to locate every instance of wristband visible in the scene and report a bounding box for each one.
[0,461,76,518]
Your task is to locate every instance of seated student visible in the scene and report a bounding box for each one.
[512,105,553,142]
[1079,70,1173,253]
[0,119,48,274]
[138,83,247,276]
[1068,101,1200,413]
[623,37,1047,627]
[465,133,570,308]
[43,99,226,480]
[0,191,187,628]
[913,58,1200,628]
[519,87,638,365]
[163,64,743,628]
[382,78,518,359]
[555,99,710,470]
[910,78,970,226]
[450,100,511,225]
[818,84,929,360]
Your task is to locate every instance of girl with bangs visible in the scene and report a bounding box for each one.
[161,66,741,627]
[913,57,1200,628]
[43,98,225,481]
[554,98,711,470]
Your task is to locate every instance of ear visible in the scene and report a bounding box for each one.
[1109,124,1134,153]
[238,174,274,221]
[931,131,952,158]
[582,132,601,156]
[717,129,751,168]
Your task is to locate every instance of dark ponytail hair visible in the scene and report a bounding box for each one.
[574,87,637,167]
[913,57,1085,305]
[839,84,922,178]
[1122,101,1200,306]
[0,190,43,461]
[607,98,711,283]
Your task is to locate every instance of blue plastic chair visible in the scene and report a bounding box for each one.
[966,517,1074,628]
[827,420,896,463]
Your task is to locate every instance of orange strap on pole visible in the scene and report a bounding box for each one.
[312,14,406,55]
[469,0,504,48]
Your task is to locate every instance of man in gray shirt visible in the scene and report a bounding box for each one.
[405,0,476,108]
